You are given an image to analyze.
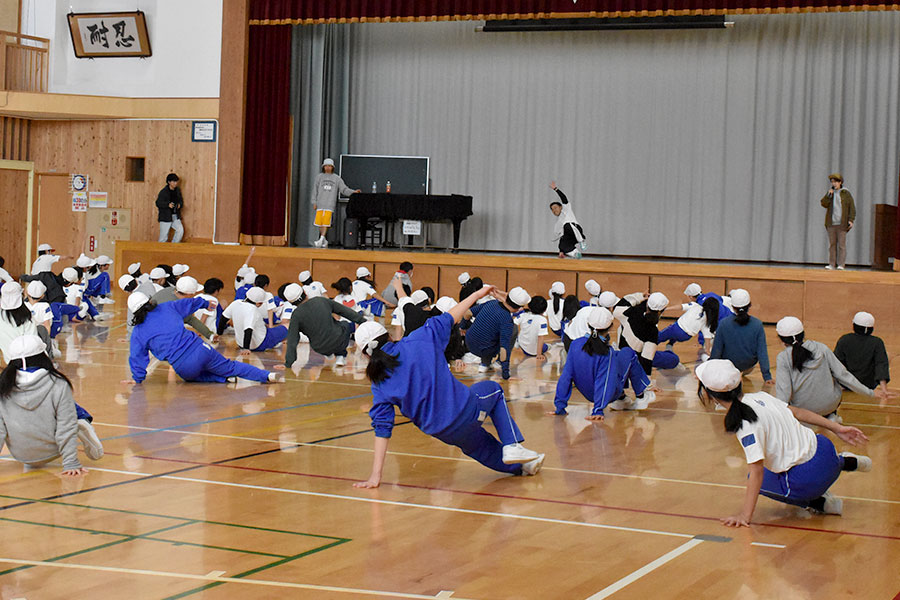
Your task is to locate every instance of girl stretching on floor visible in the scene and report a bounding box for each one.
[352,283,544,488]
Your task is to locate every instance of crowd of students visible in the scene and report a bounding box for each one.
[0,247,892,528]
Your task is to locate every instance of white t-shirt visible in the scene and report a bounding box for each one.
[677,303,705,337]
[276,302,296,322]
[63,283,85,306]
[31,254,60,275]
[734,392,817,473]
[390,297,414,330]
[0,315,38,362]
[545,298,565,332]
[222,300,267,350]
[351,279,377,303]
[27,300,53,326]
[564,306,593,341]
[193,293,219,330]
[303,281,328,299]
[332,293,358,322]
[0,267,14,284]
[515,312,548,355]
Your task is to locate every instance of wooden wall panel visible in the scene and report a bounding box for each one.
[650,275,726,305]
[373,262,439,297]
[0,117,30,161]
[0,168,29,276]
[438,266,507,299]
[802,281,900,331]
[577,272,650,297]
[507,269,576,299]
[726,279,804,324]
[310,259,373,291]
[29,120,216,245]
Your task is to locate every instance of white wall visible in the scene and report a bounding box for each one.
[21,0,222,97]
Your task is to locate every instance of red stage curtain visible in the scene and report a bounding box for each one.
[241,25,292,237]
[250,0,895,23]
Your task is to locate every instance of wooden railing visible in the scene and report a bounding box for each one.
[0,30,49,93]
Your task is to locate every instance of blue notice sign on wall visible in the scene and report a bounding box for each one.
[192,121,217,142]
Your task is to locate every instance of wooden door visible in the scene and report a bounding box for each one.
[36,173,85,267]
[0,168,30,276]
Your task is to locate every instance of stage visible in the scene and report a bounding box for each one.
[115,241,900,330]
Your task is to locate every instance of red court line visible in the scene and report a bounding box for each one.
[100,451,900,543]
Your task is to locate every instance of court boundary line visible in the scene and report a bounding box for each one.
[584,538,705,599]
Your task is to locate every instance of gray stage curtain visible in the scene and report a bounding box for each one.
[345,14,900,264]
[289,24,352,247]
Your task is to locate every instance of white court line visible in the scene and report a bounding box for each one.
[750,542,787,549]
[584,538,704,599]
[89,424,900,506]
[0,558,471,599]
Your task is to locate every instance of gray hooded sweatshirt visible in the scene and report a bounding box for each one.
[775,340,873,416]
[0,369,81,470]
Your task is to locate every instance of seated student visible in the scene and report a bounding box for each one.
[82,255,114,305]
[30,243,63,275]
[254,274,280,324]
[352,283,544,489]
[696,359,871,525]
[457,272,472,300]
[515,295,549,361]
[612,291,680,374]
[660,296,720,358]
[283,286,367,368]
[564,290,618,351]
[833,312,892,400]
[390,282,432,338]
[172,263,191,278]
[709,289,772,385]
[381,261,413,306]
[127,293,281,384]
[298,270,328,299]
[550,307,654,418]
[234,246,257,300]
[1,283,42,363]
[61,267,103,322]
[775,316,875,421]
[434,296,469,367]
[220,287,288,355]
[151,276,217,342]
[195,278,226,333]
[127,261,152,285]
[154,264,178,288]
[583,279,602,306]
[119,273,160,333]
[24,280,69,342]
[545,282,567,337]
[352,267,392,317]
[331,277,359,312]
[0,335,104,475]
[466,286,526,379]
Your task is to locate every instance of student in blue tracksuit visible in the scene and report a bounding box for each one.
[550,307,654,419]
[696,359,871,526]
[125,292,281,385]
[352,283,544,488]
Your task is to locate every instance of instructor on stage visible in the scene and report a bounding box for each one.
[819,173,855,270]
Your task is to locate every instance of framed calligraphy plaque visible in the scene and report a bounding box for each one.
[68,11,152,58]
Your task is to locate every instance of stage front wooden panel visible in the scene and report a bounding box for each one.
[311,259,374,290]
[577,272,650,297]
[373,261,439,297]
[650,275,727,304]
[803,281,900,331]
[507,268,576,298]
[439,265,507,298]
[726,279,805,324]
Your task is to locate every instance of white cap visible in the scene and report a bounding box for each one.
[457,272,471,285]
[282,283,303,303]
[730,288,751,309]
[410,290,430,305]
[246,287,267,303]
[128,262,141,275]
[127,292,150,313]
[236,265,255,280]
[435,296,457,313]
[695,359,742,393]
[175,276,203,295]
[26,280,47,299]
[322,158,335,167]
[356,266,371,278]
[776,316,804,338]
[647,292,669,311]
[96,255,113,265]
[118,274,136,291]
[1,282,23,310]
[853,311,875,328]
[587,307,614,330]
[62,267,79,283]
[584,279,602,297]
[8,334,46,366]
[37,243,53,252]
[507,286,531,307]
[355,320,389,354]
[597,291,619,308]
[172,263,190,276]
[684,283,702,297]
[549,281,565,296]
[149,267,167,280]
[298,270,312,283]
[76,254,95,268]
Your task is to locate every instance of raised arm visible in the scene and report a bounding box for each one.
[448,284,494,324]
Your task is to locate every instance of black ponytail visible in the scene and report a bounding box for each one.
[702,297,719,334]
[551,292,563,313]
[779,332,813,372]
[562,295,580,320]
[131,301,157,326]
[2,304,33,328]
[697,383,756,433]
[459,277,483,302]
[365,334,400,384]
[0,353,72,398]
[583,328,611,356]
[734,304,751,326]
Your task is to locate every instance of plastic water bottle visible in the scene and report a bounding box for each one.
[371,181,377,193]
[386,180,392,193]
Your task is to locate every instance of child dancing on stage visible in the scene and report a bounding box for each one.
[548,181,586,258]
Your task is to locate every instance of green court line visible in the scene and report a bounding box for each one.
[140,537,290,559]
[161,538,351,600]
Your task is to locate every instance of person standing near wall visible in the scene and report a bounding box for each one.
[157,173,185,243]
[312,158,359,248]
[819,173,855,270]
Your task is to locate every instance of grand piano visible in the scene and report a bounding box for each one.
[346,193,473,251]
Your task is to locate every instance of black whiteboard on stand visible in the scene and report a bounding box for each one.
[339,155,429,195]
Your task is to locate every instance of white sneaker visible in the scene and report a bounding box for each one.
[826,412,843,425]
[77,419,104,460]
[631,389,655,410]
[335,355,346,367]
[320,238,328,248]
[825,265,833,270]
[811,491,843,515]
[840,452,872,472]
[478,364,493,373]
[836,266,845,270]
[463,352,480,364]
[267,372,285,383]
[502,444,540,465]
[95,313,111,321]
[312,238,323,248]
[608,396,633,411]
[521,453,545,476]
[98,297,115,305]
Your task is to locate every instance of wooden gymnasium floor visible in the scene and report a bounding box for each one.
[1,293,899,599]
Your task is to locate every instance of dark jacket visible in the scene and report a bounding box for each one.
[156,186,184,222]
[820,189,855,228]
[20,272,66,304]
